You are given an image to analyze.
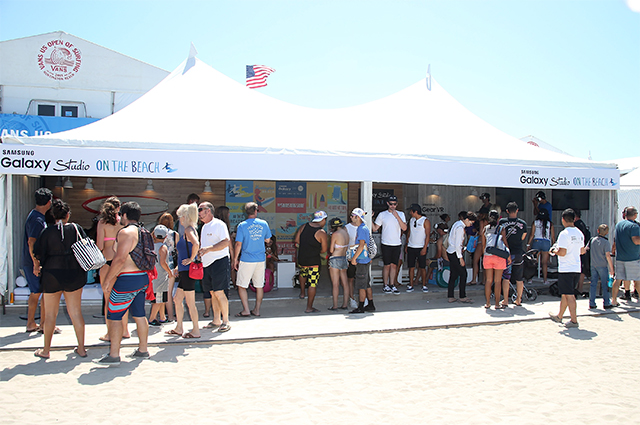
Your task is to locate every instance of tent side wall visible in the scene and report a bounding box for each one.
[7,175,41,297]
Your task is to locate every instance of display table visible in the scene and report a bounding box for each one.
[276,262,296,288]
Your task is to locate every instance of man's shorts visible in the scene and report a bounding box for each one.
[328,256,348,270]
[23,267,41,294]
[616,259,640,281]
[202,256,231,293]
[406,247,427,269]
[347,263,356,279]
[299,265,320,288]
[483,254,507,270]
[107,271,148,320]
[381,244,402,266]
[354,263,371,291]
[557,272,580,295]
[236,260,265,289]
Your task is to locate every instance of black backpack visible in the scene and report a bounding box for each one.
[126,224,157,271]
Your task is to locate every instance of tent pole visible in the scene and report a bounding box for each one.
[361,181,373,229]
[7,174,13,307]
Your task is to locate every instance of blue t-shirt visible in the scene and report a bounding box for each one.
[23,209,46,267]
[615,219,640,262]
[236,218,272,263]
[539,202,552,220]
[356,223,371,264]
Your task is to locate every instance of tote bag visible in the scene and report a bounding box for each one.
[71,224,107,271]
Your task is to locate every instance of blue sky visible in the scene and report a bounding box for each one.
[1,0,638,161]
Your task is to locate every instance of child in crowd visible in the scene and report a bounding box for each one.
[149,225,173,326]
[587,224,615,309]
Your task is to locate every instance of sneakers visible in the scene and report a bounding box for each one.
[363,303,376,312]
[349,307,365,314]
[543,281,551,286]
[548,313,562,323]
[564,321,579,328]
[127,349,150,359]
[624,291,632,301]
[603,304,614,310]
[392,286,400,295]
[406,285,414,293]
[93,354,121,366]
[149,320,162,327]
[383,285,392,294]
[588,305,597,310]
[422,286,429,293]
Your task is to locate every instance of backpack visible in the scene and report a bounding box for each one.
[126,224,157,271]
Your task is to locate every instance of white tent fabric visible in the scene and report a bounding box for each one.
[6,57,616,169]
[618,159,640,219]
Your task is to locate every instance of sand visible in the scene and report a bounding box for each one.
[1,310,638,424]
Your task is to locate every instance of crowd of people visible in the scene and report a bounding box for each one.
[20,187,640,362]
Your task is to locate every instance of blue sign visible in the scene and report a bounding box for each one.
[0,114,98,138]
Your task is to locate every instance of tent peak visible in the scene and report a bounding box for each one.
[183,42,198,74]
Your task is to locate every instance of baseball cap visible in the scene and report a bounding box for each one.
[388,195,398,203]
[329,217,344,228]
[153,224,168,238]
[312,210,327,222]
[351,208,366,221]
[410,203,422,213]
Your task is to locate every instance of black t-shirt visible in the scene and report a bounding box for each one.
[498,217,527,256]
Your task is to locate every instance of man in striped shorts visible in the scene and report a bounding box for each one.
[96,202,150,366]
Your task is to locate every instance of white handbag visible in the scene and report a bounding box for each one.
[71,224,106,271]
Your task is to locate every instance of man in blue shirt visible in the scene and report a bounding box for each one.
[612,206,640,304]
[233,202,272,317]
[532,191,552,218]
[23,188,52,333]
[349,208,375,314]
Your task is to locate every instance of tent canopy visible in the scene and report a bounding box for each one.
[3,55,619,188]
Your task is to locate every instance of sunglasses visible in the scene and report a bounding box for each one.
[388,202,397,206]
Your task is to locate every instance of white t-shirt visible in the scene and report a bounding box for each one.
[345,223,358,247]
[374,210,406,246]
[408,216,428,248]
[556,227,584,273]
[200,218,230,267]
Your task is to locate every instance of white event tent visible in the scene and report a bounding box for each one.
[0,50,621,295]
[617,157,640,219]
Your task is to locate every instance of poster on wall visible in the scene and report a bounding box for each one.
[276,213,298,241]
[276,181,306,213]
[226,180,254,213]
[254,181,276,213]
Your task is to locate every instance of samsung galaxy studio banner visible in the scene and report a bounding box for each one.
[0,144,620,189]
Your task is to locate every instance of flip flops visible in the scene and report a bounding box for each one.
[305,308,320,314]
[165,329,182,336]
[182,332,201,339]
[235,312,251,318]
[217,323,231,333]
[203,322,221,329]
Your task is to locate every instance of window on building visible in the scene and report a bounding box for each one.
[37,104,55,116]
[61,105,78,118]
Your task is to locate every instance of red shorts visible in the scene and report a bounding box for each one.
[483,254,507,270]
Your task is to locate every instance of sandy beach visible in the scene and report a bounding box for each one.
[1,299,638,424]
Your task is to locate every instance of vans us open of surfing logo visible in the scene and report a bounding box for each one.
[37,39,82,81]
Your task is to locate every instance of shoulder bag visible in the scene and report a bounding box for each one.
[485,225,510,259]
[71,224,107,271]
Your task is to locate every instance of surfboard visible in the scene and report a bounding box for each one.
[82,195,169,216]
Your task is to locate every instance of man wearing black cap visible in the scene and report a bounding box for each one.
[406,204,431,293]
[533,191,552,218]
[373,196,407,295]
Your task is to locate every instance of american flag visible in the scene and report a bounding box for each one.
[246,65,275,89]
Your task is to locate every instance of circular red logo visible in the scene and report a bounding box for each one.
[37,39,82,81]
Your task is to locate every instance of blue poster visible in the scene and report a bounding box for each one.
[0,114,98,138]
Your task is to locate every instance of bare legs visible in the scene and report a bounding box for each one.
[329,267,349,309]
[556,294,578,324]
[211,290,229,325]
[238,286,263,316]
[26,292,43,332]
[540,251,550,282]
[109,315,148,358]
[484,269,505,308]
[36,289,85,358]
[171,288,200,337]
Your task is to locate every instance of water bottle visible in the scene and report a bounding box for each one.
[608,275,614,288]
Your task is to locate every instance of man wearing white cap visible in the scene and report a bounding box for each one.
[295,211,328,313]
[349,208,375,313]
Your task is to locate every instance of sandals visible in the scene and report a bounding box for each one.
[74,347,88,358]
[165,329,182,336]
[203,322,222,329]
[217,323,231,333]
[182,332,201,339]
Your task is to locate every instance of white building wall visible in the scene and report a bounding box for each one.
[0,31,168,117]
